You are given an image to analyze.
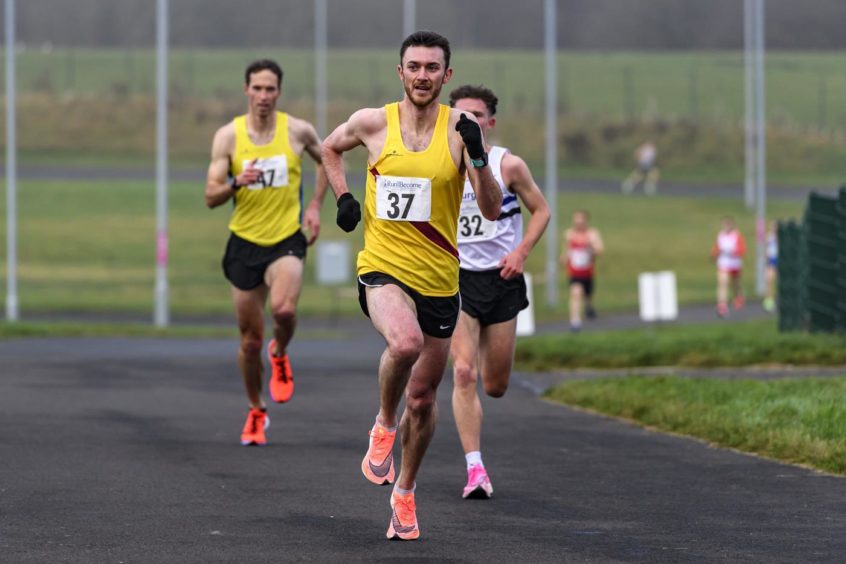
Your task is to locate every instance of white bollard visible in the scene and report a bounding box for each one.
[516,272,536,336]
[315,240,351,286]
[639,271,678,322]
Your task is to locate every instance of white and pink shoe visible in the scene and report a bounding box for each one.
[462,465,494,499]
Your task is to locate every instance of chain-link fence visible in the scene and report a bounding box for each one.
[0,0,844,319]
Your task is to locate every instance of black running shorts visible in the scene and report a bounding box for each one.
[569,276,594,297]
[459,268,529,326]
[358,271,460,339]
[222,230,307,291]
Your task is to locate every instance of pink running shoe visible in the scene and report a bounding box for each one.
[462,465,493,499]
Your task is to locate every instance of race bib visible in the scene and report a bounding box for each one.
[243,155,289,190]
[375,175,431,221]
[570,248,592,268]
[457,198,497,243]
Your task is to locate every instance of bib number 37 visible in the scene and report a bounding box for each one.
[376,175,432,221]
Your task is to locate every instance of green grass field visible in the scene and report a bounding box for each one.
[0,178,802,317]
[2,48,845,186]
[546,375,846,475]
[9,48,846,126]
[516,320,846,370]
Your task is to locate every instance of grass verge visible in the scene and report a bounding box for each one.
[0,321,236,339]
[515,319,846,369]
[545,375,846,475]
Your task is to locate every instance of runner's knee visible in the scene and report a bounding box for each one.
[239,335,263,356]
[453,360,478,390]
[405,386,436,417]
[483,378,508,398]
[271,302,297,325]
[387,333,424,367]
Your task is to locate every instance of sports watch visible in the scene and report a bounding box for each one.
[470,152,489,168]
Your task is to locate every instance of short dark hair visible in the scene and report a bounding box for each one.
[245,59,283,88]
[449,84,498,116]
[400,30,451,68]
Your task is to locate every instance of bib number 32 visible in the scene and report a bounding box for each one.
[457,201,496,243]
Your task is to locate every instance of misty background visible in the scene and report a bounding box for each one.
[5,0,846,50]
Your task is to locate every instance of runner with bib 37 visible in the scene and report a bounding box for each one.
[321,31,502,541]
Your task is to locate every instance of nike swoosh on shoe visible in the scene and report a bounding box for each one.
[368,453,393,478]
[392,512,416,534]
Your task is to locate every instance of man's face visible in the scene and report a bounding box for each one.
[453,98,495,139]
[244,69,280,118]
[573,212,588,230]
[398,46,452,108]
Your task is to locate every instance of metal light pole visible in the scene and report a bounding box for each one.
[5,0,18,322]
[154,0,169,327]
[315,0,327,137]
[743,0,755,210]
[403,0,416,37]
[544,0,558,306]
[754,0,767,296]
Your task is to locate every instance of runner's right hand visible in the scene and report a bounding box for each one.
[336,192,361,232]
[236,158,262,187]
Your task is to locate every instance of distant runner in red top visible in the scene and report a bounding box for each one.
[561,210,604,332]
[710,216,746,318]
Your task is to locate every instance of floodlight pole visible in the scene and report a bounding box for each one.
[315,0,327,137]
[743,0,755,210]
[154,0,169,327]
[754,0,767,296]
[403,0,416,37]
[544,0,558,306]
[5,0,18,322]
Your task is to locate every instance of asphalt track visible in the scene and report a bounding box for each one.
[2,323,845,563]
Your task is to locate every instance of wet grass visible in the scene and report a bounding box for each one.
[546,375,846,475]
[516,319,846,369]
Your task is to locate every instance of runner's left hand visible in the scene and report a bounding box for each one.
[303,203,321,245]
[456,114,485,160]
[499,250,526,280]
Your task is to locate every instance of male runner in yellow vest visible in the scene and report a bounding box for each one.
[205,59,327,447]
[322,31,502,541]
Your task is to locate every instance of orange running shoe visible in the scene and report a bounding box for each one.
[733,295,746,311]
[386,490,419,540]
[361,423,396,485]
[267,339,294,403]
[240,407,269,446]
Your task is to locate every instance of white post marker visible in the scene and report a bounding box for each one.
[638,271,678,322]
[153,0,170,327]
[315,240,351,286]
[315,240,351,326]
[543,0,558,306]
[5,0,18,321]
[315,0,327,137]
[516,273,536,337]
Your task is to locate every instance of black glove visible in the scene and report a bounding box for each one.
[455,113,485,160]
[336,192,361,233]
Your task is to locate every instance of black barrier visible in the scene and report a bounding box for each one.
[778,188,846,334]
